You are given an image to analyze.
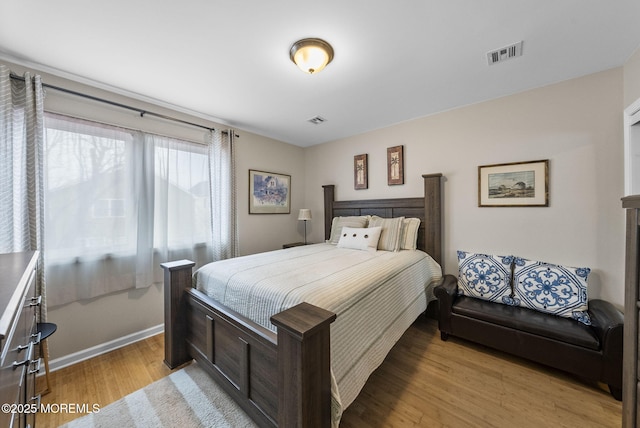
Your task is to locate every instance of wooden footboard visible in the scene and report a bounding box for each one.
[161,260,336,428]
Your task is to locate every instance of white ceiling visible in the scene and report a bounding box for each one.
[1,1,639,147]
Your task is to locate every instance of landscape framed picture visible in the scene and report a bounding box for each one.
[249,169,291,214]
[387,145,404,185]
[478,159,549,207]
[354,154,368,189]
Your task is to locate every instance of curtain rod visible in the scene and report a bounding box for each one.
[9,72,223,133]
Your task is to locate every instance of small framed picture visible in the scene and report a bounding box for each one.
[249,169,291,214]
[387,145,404,185]
[354,154,368,189]
[478,159,549,207]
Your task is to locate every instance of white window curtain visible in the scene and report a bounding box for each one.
[44,113,229,306]
[44,114,143,305]
[0,65,47,321]
[149,132,214,280]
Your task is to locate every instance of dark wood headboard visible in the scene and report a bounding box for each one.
[322,173,443,270]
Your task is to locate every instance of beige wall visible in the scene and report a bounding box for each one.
[624,45,640,108]
[235,134,306,256]
[304,68,626,307]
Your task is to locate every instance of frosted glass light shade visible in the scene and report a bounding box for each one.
[290,38,334,74]
[298,209,312,221]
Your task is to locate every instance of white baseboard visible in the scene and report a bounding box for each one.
[44,324,164,373]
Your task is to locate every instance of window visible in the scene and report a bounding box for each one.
[152,136,211,249]
[45,117,135,260]
[92,199,125,218]
[44,113,214,306]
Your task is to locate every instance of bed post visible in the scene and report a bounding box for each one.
[423,173,443,271]
[271,302,337,428]
[322,185,335,242]
[161,259,196,369]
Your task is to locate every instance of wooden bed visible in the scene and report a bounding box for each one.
[161,173,443,428]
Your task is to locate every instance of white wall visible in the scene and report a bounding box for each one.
[304,68,626,307]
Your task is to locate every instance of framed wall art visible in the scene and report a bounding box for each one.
[387,145,404,185]
[354,154,368,190]
[478,159,549,207]
[249,169,291,214]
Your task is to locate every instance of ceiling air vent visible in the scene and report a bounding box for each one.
[307,115,327,125]
[487,41,523,65]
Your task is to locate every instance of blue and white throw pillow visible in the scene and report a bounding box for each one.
[513,257,591,325]
[457,251,514,304]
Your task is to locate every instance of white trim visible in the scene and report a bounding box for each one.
[41,324,164,373]
[624,97,640,196]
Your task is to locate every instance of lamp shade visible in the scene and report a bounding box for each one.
[298,209,312,221]
[290,38,334,74]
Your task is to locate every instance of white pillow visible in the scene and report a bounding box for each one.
[336,226,382,252]
[328,216,370,244]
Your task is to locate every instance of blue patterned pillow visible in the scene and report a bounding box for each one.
[512,258,591,325]
[457,251,514,304]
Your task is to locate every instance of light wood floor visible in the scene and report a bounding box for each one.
[37,333,174,428]
[37,318,621,428]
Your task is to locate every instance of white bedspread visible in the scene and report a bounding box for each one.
[194,243,442,425]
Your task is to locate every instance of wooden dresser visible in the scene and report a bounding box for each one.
[622,196,640,427]
[0,251,40,428]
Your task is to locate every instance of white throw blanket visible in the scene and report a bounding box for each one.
[194,243,442,425]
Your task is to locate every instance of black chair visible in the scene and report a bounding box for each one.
[36,322,57,395]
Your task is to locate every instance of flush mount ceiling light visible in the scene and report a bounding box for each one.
[289,38,334,74]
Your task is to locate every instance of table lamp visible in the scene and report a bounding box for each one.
[298,209,312,244]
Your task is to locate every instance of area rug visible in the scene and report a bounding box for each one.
[60,362,258,428]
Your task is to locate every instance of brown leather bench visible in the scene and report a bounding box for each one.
[434,274,624,400]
